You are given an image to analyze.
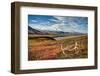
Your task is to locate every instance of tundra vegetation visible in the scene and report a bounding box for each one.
[28,35,88,60]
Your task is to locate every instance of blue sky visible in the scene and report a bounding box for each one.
[28,15,88,33]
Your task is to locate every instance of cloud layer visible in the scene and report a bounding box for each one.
[28,15,88,33]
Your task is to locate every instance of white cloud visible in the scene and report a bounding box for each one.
[48,19,58,22]
[54,16,65,21]
[31,20,38,22]
[29,23,61,31]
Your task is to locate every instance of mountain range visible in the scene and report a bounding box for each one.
[28,26,85,35]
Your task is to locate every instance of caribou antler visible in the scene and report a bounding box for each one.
[60,42,80,56]
[60,44,68,56]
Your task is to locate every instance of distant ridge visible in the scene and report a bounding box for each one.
[28,26,85,35]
